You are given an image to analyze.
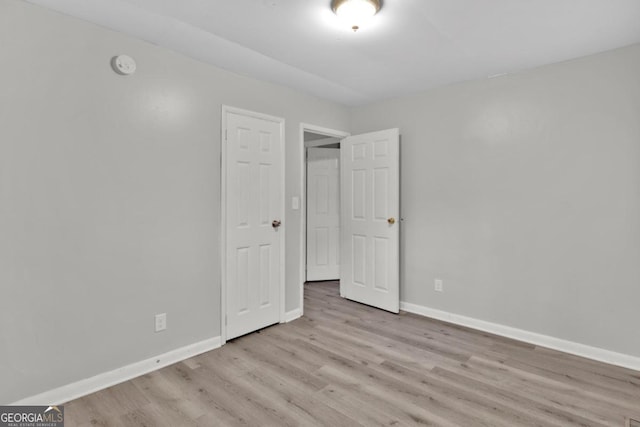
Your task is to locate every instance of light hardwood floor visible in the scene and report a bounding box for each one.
[65,281,640,426]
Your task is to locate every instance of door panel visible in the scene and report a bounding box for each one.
[306,148,340,281]
[225,110,283,340]
[341,129,399,313]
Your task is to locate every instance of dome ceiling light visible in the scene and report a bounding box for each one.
[331,0,381,32]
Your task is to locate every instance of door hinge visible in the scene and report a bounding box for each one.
[225,315,227,326]
[225,130,228,141]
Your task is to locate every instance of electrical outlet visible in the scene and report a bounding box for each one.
[155,313,167,332]
[434,279,443,292]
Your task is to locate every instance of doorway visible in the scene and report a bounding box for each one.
[300,125,401,316]
[299,124,350,312]
[306,135,340,282]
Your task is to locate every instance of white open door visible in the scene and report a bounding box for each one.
[340,128,400,313]
[223,107,284,340]
[306,148,340,281]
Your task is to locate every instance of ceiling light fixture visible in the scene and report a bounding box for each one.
[331,0,381,32]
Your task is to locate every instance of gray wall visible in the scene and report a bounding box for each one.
[351,44,640,358]
[0,0,348,404]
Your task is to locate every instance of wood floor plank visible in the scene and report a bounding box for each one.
[461,356,624,426]
[285,336,520,427]
[130,369,210,423]
[430,366,601,427]
[241,368,362,427]
[492,343,640,400]
[229,336,330,392]
[302,309,468,369]
[64,281,640,426]
[318,383,407,427]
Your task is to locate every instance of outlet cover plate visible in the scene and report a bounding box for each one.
[155,313,167,332]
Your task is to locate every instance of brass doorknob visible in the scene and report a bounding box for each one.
[272,220,282,228]
[387,217,396,225]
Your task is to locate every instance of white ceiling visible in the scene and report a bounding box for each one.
[26,0,640,106]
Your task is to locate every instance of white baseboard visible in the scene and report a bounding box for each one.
[284,308,302,323]
[12,336,222,406]
[400,302,640,372]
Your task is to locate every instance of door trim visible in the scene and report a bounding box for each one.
[221,105,286,345]
[299,123,350,315]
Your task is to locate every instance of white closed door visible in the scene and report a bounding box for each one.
[341,128,400,313]
[224,108,284,340]
[306,148,340,281]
